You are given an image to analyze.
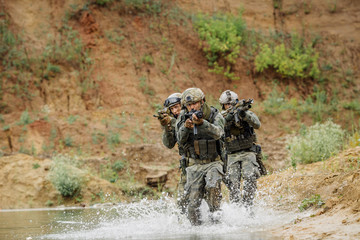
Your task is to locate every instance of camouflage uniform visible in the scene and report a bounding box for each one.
[220,90,261,208]
[161,117,177,148]
[176,88,225,226]
[159,93,189,214]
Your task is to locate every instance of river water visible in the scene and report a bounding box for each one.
[0,197,298,240]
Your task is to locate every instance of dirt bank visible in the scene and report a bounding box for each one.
[0,153,126,209]
[259,146,360,239]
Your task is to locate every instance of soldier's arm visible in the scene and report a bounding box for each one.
[162,118,177,148]
[196,113,225,140]
[175,111,191,146]
[162,128,176,149]
[243,110,261,129]
[177,122,191,145]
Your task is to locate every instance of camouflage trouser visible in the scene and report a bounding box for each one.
[177,171,189,214]
[185,161,224,226]
[225,151,260,207]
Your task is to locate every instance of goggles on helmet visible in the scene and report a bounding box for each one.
[164,97,181,107]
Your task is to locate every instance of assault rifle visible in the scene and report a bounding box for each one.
[153,107,169,119]
[184,110,203,136]
[224,99,253,125]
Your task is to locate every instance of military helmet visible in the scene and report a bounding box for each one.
[164,92,181,108]
[181,88,205,106]
[219,90,238,105]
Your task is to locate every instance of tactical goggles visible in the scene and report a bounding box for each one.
[164,97,181,107]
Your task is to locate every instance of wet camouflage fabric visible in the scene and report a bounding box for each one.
[176,103,225,225]
[222,110,261,206]
[225,151,260,204]
[185,161,223,225]
[176,170,188,214]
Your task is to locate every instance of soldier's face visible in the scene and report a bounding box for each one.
[186,101,202,111]
[170,103,181,117]
[224,103,231,110]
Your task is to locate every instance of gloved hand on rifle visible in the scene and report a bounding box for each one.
[159,114,171,126]
[224,111,234,121]
[238,109,246,118]
[185,119,194,129]
[192,113,203,125]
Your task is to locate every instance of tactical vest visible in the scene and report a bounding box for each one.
[179,107,220,161]
[224,118,256,153]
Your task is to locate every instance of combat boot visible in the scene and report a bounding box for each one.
[187,206,202,226]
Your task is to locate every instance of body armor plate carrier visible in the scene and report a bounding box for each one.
[224,119,256,153]
[181,107,221,161]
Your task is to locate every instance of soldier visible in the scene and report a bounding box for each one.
[219,90,262,212]
[176,88,225,226]
[157,93,189,214]
[159,93,182,149]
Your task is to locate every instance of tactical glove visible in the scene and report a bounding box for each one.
[192,114,203,125]
[224,112,234,121]
[160,114,171,126]
[185,119,194,129]
[238,109,246,118]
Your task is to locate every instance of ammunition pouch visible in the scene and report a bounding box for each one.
[185,139,219,161]
[182,106,220,162]
[225,134,256,153]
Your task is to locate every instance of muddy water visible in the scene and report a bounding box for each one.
[0,197,295,240]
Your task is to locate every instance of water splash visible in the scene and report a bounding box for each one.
[38,196,298,240]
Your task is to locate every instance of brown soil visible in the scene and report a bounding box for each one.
[0,153,126,209]
[259,146,360,239]
[0,0,360,239]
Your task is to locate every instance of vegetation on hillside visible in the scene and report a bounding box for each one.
[0,0,359,204]
[287,120,345,167]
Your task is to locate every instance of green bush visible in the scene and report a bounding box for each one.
[255,42,320,79]
[287,120,345,166]
[32,163,40,169]
[49,155,84,197]
[112,160,125,171]
[299,194,324,212]
[142,54,154,65]
[343,100,360,113]
[193,11,246,80]
[64,136,74,147]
